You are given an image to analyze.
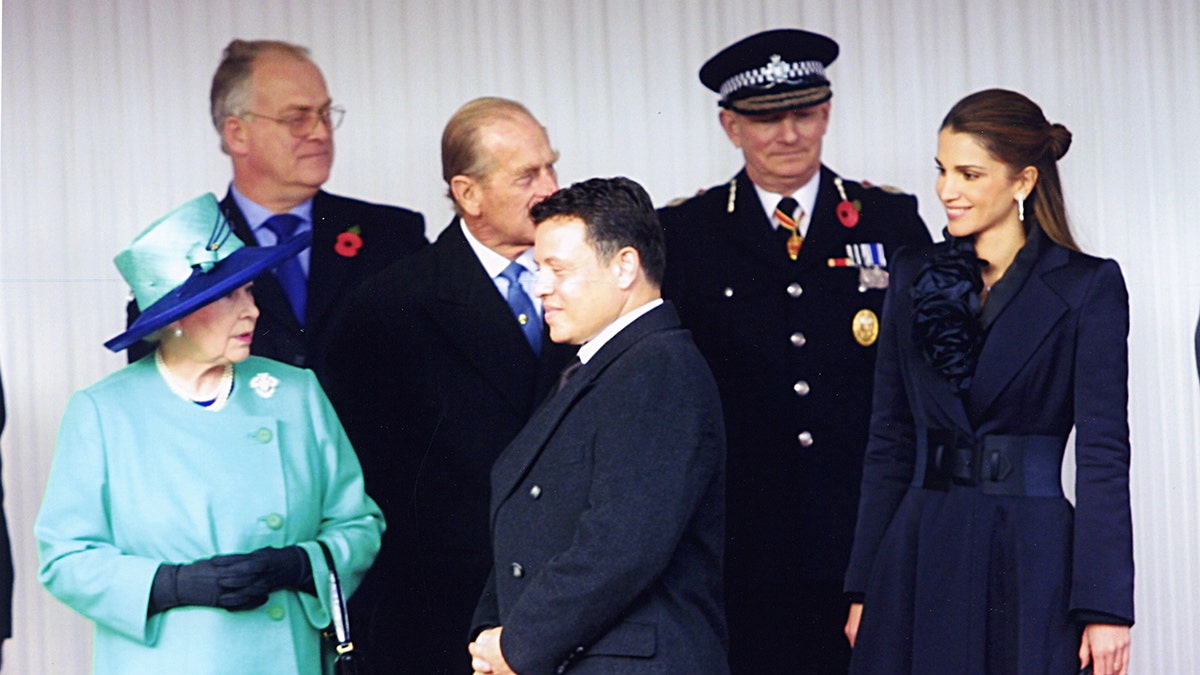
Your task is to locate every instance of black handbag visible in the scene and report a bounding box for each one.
[317,541,366,675]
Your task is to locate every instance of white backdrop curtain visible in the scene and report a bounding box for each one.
[2,1,1197,671]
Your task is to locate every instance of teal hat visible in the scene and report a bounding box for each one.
[105,193,310,352]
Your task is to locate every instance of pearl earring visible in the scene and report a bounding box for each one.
[1015,194,1025,222]
[172,328,183,338]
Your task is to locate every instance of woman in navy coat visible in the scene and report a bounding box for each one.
[843,90,1134,675]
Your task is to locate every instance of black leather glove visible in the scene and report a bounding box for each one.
[148,553,270,615]
[225,545,314,597]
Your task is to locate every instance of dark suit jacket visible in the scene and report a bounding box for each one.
[471,303,729,675]
[0,364,14,639]
[658,166,931,590]
[128,189,426,380]
[323,219,576,674]
[843,234,1133,672]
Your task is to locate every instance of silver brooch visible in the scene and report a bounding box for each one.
[250,372,280,399]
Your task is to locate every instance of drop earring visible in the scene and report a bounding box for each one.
[1015,194,1025,222]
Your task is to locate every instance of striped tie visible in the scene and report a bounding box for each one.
[774,196,803,260]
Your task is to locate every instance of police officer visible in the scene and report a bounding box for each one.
[658,28,932,673]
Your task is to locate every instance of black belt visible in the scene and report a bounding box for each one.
[913,428,1067,497]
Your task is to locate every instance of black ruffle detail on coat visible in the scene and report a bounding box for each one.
[910,231,984,393]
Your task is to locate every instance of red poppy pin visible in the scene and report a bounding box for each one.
[335,226,363,257]
[833,176,861,228]
[837,200,861,228]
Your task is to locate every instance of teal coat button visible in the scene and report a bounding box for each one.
[255,428,273,443]
[264,513,285,530]
[267,605,285,620]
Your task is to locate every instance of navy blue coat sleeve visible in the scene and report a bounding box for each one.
[1069,259,1134,623]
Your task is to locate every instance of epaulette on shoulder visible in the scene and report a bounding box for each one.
[861,179,912,196]
[664,186,707,207]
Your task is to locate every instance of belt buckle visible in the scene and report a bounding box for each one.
[980,438,1021,496]
[949,442,981,486]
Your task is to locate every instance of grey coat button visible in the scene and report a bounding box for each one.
[798,431,814,446]
[793,381,811,396]
[786,283,803,298]
[529,485,542,499]
[790,332,807,347]
[511,562,524,578]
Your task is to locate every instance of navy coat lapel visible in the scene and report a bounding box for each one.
[306,191,355,330]
[969,243,1070,417]
[428,221,542,416]
[490,303,681,513]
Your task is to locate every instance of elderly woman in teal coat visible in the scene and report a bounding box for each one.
[35,194,384,674]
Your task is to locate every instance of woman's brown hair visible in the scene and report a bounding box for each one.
[941,89,1078,251]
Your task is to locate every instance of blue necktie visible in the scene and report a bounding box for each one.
[499,261,541,354]
[263,214,307,327]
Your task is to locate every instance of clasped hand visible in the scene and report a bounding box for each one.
[469,626,516,675]
[151,545,308,614]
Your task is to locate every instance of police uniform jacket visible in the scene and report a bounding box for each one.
[323,219,576,673]
[843,230,1134,673]
[658,165,931,589]
[35,355,383,675]
[128,189,427,379]
[471,303,729,674]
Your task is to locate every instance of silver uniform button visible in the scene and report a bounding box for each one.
[786,283,803,298]
[511,562,524,578]
[529,485,542,499]
[793,381,811,396]
[798,431,814,446]
[723,286,734,298]
[790,332,806,347]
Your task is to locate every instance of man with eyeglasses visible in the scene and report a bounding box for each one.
[126,39,427,379]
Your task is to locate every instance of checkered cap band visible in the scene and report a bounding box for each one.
[719,57,827,100]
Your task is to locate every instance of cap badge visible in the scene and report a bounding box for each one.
[764,55,791,86]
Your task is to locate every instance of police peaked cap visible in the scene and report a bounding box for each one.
[700,29,839,115]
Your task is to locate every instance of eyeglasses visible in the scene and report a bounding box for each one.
[241,105,345,137]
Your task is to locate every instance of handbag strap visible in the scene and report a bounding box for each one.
[317,540,355,654]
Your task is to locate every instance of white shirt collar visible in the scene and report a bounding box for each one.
[577,298,664,364]
[460,219,536,277]
[754,170,820,234]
